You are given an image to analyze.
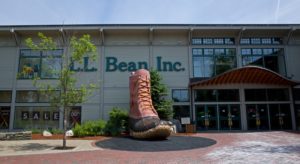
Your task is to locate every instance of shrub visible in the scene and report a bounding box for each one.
[50,128,64,134]
[156,100,173,121]
[72,120,106,137]
[105,107,129,136]
[30,129,42,134]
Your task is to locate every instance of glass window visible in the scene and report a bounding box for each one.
[264,56,279,72]
[203,38,213,44]
[192,38,202,45]
[195,90,217,102]
[0,106,10,129]
[192,48,202,55]
[16,91,39,103]
[193,48,236,78]
[41,58,62,78]
[242,56,253,65]
[251,38,261,44]
[172,89,189,102]
[267,89,289,101]
[215,56,236,75]
[272,38,282,44]
[19,57,41,79]
[204,49,214,55]
[193,57,202,77]
[245,89,267,101]
[173,105,190,121]
[251,56,264,67]
[203,57,215,77]
[224,38,235,45]
[240,38,250,44]
[14,106,59,129]
[252,49,262,55]
[261,38,272,44]
[0,91,12,103]
[226,49,236,55]
[38,91,60,103]
[218,89,239,101]
[241,49,252,55]
[294,88,300,101]
[18,49,63,79]
[263,49,273,55]
[215,49,225,55]
[273,48,284,55]
[214,38,224,44]
[241,48,286,75]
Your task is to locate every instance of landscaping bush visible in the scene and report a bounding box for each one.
[49,128,64,134]
[105,107,129,136]
[72,120,106,137]
[30,129,42,134]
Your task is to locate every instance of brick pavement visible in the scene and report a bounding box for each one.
[0,131,299,164]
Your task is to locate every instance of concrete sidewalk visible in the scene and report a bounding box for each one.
[0,140,102,156]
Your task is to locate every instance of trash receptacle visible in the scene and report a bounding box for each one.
[185,124,196,133]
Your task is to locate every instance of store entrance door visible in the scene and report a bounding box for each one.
[0,107,10,129]
[219,104,241,130]
[246,104,269,130]
[269,104,292,130]
[196,105,218,130]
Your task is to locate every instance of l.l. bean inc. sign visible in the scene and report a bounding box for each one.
[71,56,185,72]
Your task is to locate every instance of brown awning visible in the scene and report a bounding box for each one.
[190,66,299,87]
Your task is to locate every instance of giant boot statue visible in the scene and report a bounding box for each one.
[129,69,172,139]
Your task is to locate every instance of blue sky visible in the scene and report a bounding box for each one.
[0,0,299,25]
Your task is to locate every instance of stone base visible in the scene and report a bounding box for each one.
[0,131,32,140]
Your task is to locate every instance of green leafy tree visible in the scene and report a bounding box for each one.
[150,69,173,120]
[21,32,97,149]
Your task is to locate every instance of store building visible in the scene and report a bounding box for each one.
[0,24,300,131]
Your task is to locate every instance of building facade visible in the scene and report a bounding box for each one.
[0,24,300,131]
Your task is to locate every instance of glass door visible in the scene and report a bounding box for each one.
[219,104,241,130]
[0,107,10,129]
[246,104,269,130]
[196,105,218,130]
[269,104,292,130]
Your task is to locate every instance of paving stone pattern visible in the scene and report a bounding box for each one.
[0,131,299,164]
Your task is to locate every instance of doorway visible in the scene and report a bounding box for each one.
[269,104,292,130]
[246,104,269,130]
[196,104,241,131]
[196,105,218,130]
[0,107,10,129]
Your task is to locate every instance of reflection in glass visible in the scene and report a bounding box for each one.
[218,90,239,102]
[246,104,269,130]
[173,105,190,120]
[203,57,214,77]
[194,90,217,102]
[172,90,189,102]
[196,105,217,130]
[16,91,38,103]
[0,91,12,103]
[41,58,62,78]
[245,89,267,101]
[269,104,292,130]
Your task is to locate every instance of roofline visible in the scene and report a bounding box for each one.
[190,66,300,87]
[1,24,300,30]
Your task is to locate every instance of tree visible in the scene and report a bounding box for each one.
[150,69,173,120]
[21,32,97,149]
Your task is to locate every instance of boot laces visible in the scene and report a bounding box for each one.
[135,76,153,110]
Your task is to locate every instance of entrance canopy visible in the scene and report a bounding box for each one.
[190,66,299,87]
